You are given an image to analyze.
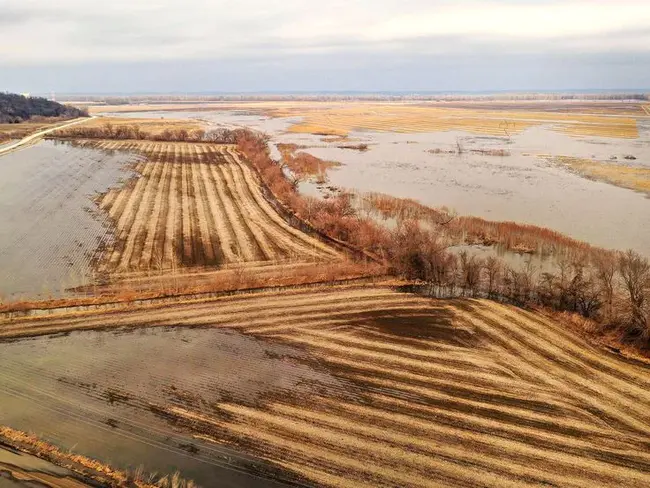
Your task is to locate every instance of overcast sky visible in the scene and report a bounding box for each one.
[1,0,649,94]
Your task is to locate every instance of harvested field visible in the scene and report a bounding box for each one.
[2,285,650,487]
[74,140,340,274]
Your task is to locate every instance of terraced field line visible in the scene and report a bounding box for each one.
[224,148,336,260]
[188,147,216,264]
[214,156,263,261]
[120,155,164,271]
[455,305,650,436]
[140,158,171,269]
[168,145,183,269]
[266,403,614,487]
[205,151,245,262]
[179,155,194,264]
[218,154,271,260]
[104,161,154,272]
[216,404,536,488]
[220,151,291,260]
[194,146,224,265]
[487,302,650,399]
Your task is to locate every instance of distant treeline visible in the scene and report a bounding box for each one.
[60,93,650,104]
[0,92,88,123]
[53,123,236,143]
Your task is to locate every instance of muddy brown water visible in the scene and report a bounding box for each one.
[0,326,348,487]
[113,110,650,256]
[0,446,83,487]
[0,140,137,300]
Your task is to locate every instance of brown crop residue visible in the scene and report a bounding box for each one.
[74,139,340,274]
[2,287,650,487]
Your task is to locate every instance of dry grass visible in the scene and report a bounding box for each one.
[0,426,149,487]
[0,119,64,142]
[254,103,640,138]
[550,156,650,194]
[2,286,650,487]
[73,116,202,134]
[84,101,643,139]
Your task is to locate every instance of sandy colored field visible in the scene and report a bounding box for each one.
[550,156,650,194]
[2,285,650,487]
[75,140,340,275]
[277,104,641,139]
[85,101,645,139]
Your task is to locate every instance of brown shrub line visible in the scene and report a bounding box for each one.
[48,123,238,144]
[0,426,195,487]
[360,191,599,257]
[0,262,387,316]
[276,143,340,185]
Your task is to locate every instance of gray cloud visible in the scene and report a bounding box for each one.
[1,0,649,92]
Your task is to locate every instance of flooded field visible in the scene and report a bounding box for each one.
[2,284,650,487]
[0,446,85,487]
[0,141,136,300]
[112,109,650,255]
[0,325,337,486]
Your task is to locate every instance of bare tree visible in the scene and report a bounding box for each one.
[618,250,650,344]
[484,256,502,299]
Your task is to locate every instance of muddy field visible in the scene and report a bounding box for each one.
[71,140,339,275]
[0,140,136,300]
[118,107,650,255]
[2,284,650,487]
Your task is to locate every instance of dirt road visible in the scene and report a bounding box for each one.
[0,117,93,157]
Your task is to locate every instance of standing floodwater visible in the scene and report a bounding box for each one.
[0,140,136,300]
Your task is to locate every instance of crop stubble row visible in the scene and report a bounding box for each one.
[78,140,340,273]
[2,286,650,487]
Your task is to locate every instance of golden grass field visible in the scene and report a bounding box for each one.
[551,156,650,194]
[2,284,650,487]
[85,101,646,139]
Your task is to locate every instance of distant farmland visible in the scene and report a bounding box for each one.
[2,285,650,487]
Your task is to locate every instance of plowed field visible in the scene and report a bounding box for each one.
[2,286,649,487]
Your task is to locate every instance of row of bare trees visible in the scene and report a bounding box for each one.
[53,123,244,144]
[391,221,650,348]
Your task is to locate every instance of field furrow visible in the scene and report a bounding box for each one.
[2,286,650,487]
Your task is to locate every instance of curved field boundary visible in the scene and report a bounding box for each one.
[1,287,650,487]
[76,140,341,274]
[228,147,381,263]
